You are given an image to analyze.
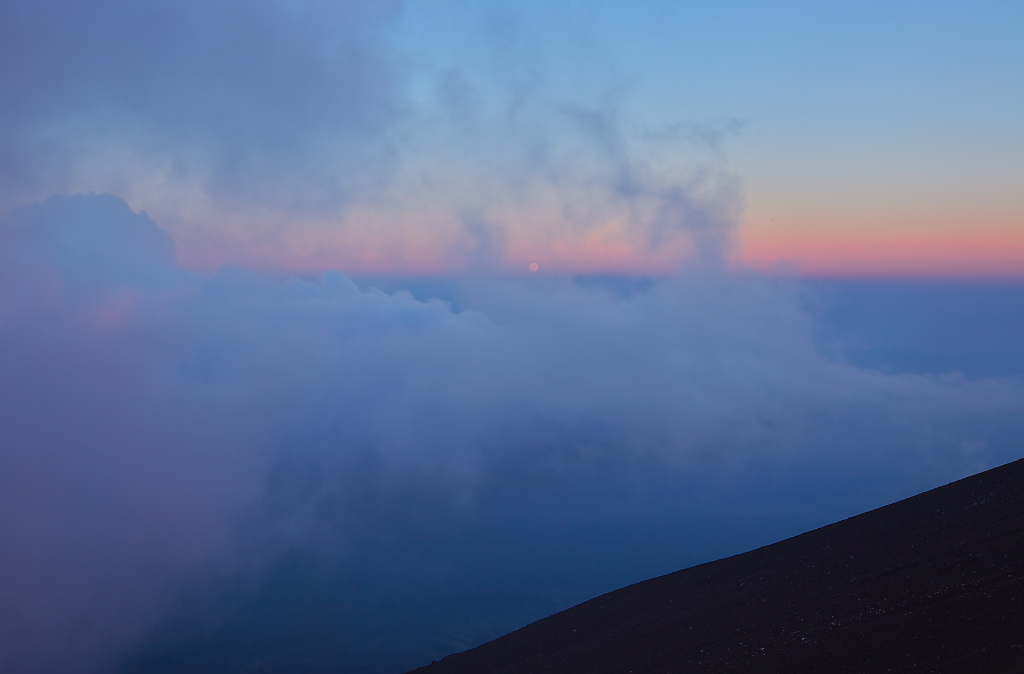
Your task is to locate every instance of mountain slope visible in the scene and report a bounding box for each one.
[410,458,1024,673]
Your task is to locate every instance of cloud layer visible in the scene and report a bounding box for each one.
[1,195,1022,672]
[1,2,1021,672]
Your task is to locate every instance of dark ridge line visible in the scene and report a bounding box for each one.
[409,457,1024,674]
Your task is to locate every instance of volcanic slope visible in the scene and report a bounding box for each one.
[410,458,1024,674]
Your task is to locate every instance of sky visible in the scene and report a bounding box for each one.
[0,2,1023,674]
[2,0,1021,277]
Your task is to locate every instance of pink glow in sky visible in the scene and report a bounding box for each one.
[2,3,1024,672]
[164,208,1023,279]
[2,2,1019,280]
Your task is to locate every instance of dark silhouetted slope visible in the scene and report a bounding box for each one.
[410,458,1024,673]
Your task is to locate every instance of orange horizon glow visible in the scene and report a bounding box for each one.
[164,208,1024,279]
[731,186,1024,277]
[740,228,1024,279]
[172,238,1024,279]
[173,241,1024,280]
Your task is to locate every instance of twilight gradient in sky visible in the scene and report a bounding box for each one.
[2,3,1024,674]
[1,0,1020,276]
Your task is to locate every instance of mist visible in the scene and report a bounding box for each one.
[0,0,744,275]
[0,195,1020,673]
[1,1,1022,672]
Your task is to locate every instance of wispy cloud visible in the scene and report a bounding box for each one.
[0,1,745,275]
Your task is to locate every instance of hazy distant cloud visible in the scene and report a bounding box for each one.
[0,1,402,211]
[1,195,1022,672]
[0,0,744,274]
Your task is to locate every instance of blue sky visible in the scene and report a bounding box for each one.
[395,0,1024,274]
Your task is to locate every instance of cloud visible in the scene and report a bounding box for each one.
[0,1,402,211]
[0,0,744,275]
[1,194,1022,672]
[0,3,1019,672]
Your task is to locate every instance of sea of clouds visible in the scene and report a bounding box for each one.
[1,2,1023,672]
[2,195,1022,673]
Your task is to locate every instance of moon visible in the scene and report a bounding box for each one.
[529,262,539,272]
